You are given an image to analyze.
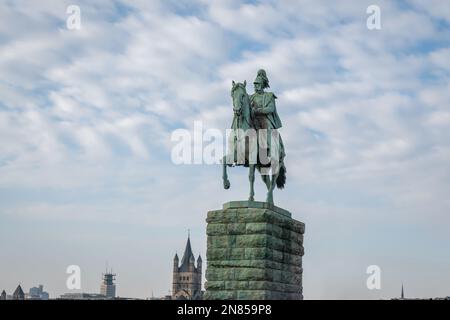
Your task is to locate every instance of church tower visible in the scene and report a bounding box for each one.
[12,285,24,300]
[172,234,203,300]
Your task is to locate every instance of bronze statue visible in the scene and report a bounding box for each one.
[222,69,286,204]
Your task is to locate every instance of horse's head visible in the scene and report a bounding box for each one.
[231,80,248,115]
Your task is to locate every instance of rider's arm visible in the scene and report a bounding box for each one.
[255,93,276,114]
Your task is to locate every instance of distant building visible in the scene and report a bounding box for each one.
[1,290,6,300]
[172,235,203,300]
[100,271,116,299]
[59,293,107,300]
[390,282,450,300]
[401,283,404,299]
[391,283,408,300]
[59,292,138,300]
[149,294,172,300]
[12,285,25,300]
[28,284,49,300]
[59,269,119,300]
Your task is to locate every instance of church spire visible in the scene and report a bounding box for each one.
[179,233,195,272]
[401,283,404,299]
[172,233,203,300]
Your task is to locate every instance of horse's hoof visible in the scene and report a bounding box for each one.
[223,180,230,189]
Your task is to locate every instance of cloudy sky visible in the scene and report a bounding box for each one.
[0,0,449,299]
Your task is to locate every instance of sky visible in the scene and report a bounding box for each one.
[0,0,449,299]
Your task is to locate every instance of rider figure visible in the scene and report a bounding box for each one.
[250,69,285,166]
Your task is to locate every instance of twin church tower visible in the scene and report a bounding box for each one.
[172,235,203,300]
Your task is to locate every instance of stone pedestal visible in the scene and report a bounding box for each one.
[204,201,305,300]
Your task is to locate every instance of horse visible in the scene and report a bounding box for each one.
[222,80,286,205]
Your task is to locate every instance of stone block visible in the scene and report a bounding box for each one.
[205,201,305,300]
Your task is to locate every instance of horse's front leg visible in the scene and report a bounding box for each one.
[249,164,255,201]
[222,155,230,189]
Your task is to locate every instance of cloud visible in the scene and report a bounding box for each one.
[410,0,450,24]
[0,0,449,299]
[430,48,450,72]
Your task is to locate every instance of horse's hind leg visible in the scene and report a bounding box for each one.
[259,167,271,191]
[266,172,278,205]
[249,164,255,201]
[222,155,230,189]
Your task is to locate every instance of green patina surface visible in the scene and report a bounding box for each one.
[222,201,291,217]
[204,202,305,300]
[223,70,287,205]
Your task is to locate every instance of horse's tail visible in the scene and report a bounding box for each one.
[276,164,286,189]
